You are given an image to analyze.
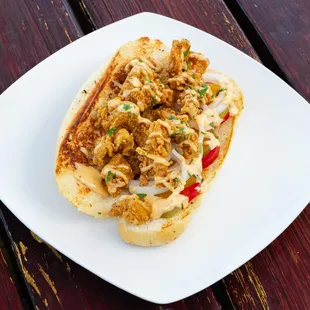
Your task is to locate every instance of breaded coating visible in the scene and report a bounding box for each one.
[114,128,135,156]
[146,120,172,157]
[108,195,152,225]
[102,154,133,197]
[92,135,114,166]
[187,53,209,75]
[168,39,190,76]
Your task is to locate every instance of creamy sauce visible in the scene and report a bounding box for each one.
[136,147,170,166]
[203,72,239,116]
[147,194,189,219]
[116,102,140,115]
[74,163,108,196]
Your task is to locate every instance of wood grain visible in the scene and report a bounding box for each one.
[75,0,259,61]
[223,205,310,310]
[0,203,221,310]
[234,0,310,102]
[0,229,24,310]
[0,0,309,309]
[0,0,82,93]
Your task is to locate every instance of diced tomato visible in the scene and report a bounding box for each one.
[221,113,230,124]
[202,146,220,169]
[180,182,200,202]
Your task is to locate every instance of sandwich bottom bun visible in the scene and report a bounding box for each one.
[118,196,202,246]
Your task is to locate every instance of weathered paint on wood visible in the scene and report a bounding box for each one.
[0,229,24,310]
[0,203,221,309]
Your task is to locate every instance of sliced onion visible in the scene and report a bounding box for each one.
[171,149,189,181]
[214,102,227,114]
[128,180,168,195]
[188,120,199,130]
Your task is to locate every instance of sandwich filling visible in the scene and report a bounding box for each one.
[57,39,241,225]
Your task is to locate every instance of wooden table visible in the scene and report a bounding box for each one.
[0,1,309,309]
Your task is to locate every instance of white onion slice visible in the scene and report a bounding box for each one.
[171,149,189,181]
[128,180,168,195]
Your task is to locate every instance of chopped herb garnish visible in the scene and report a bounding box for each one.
[174,177,180,183]
[106,171,112,182]
[151,94,157,106]
[139,59,143,62]
[186,61,190,71]
[217,88,227,96]
[201,131,206,135]
[183,46,190,57]
[187,85,194,90]
[210,122,214,128]
[107,127,117,136]
[181,203,184,209]
[198,84,208,98]
[113,173,116,179]
[187,133,192,140]
[123,103,132,111]
[98,212,101,215]
[145,78,152,83]
[179,127,185,132]
[137,193,147,198]
[211,94,215,98]
[168,115,179,121]
[82,89,87,94]
[192,94,195,97]
[192,73,196,79]
[201,178,204,183]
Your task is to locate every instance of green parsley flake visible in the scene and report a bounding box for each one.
[123,104,132,111]
[210,122,214,128]
[198,84,208,98]
[174,177,180,183]
[183,46,190,57]
[113,173,116,179]
[98,212,101,215]
[106,171,112,182]
[201,131,206,135]
[136,193,147,198]
[168,115,179,120]
[217,88,227,96]
[139,59,143,62]
[186,61,190,71]
[151,94,157,106]
[107,127,117,136]
[145,78,152,83]
[181,203,184,209]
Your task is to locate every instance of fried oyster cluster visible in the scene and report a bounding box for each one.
[72,39,221,225]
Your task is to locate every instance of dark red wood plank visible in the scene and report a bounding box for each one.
[0,231,24,310]
[77,0,259,60]
[223,205,310,310]
[0,0,82,93]
[0,203,221,310]
[234,0,310,101]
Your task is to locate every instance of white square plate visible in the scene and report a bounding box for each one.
[0,13,309,304]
